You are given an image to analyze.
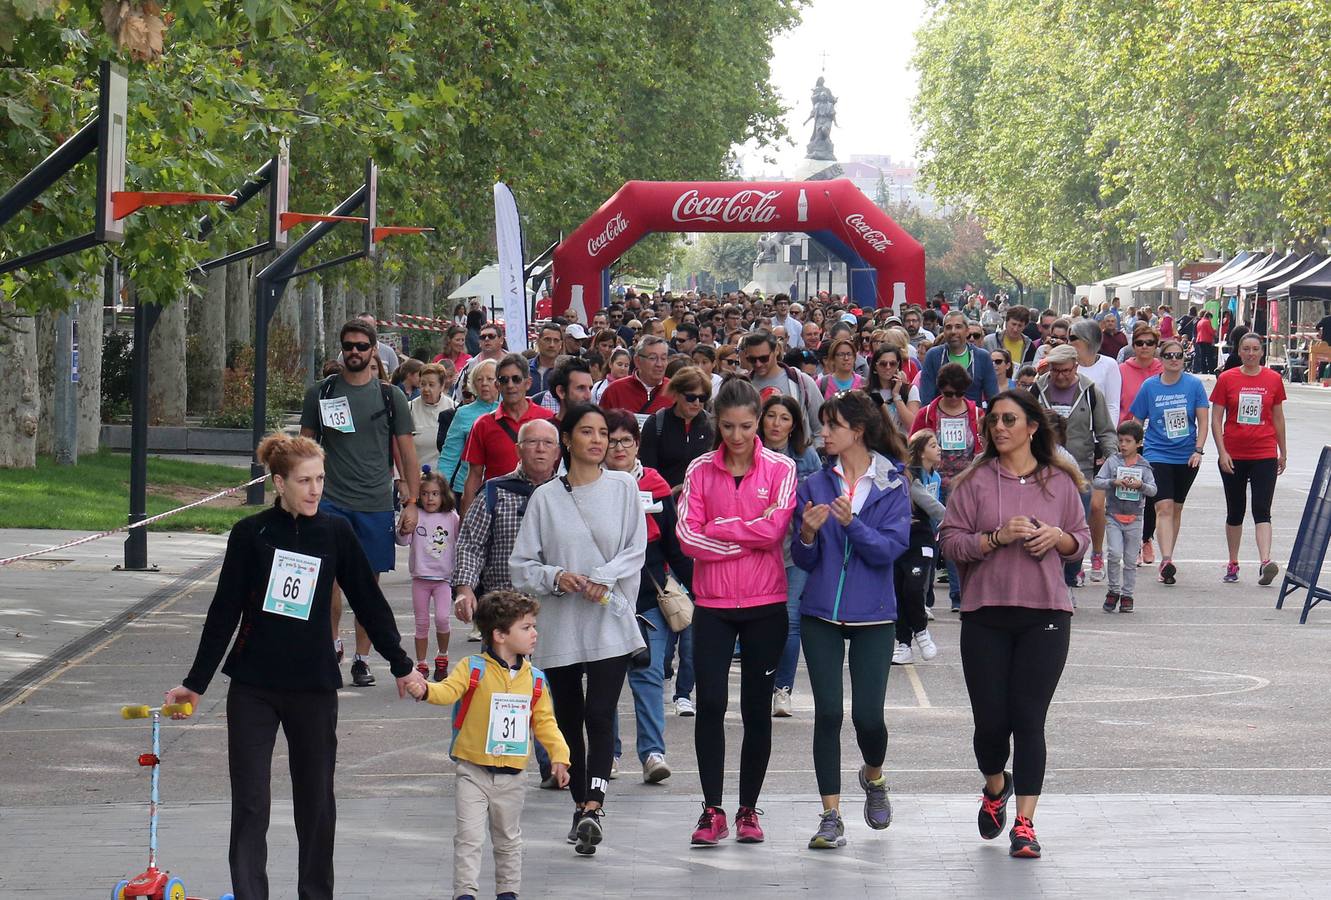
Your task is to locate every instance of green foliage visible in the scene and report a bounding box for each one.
[3,0,806,318]
[912,0,1331,284]
[202,342,286,431]
[677,233,761,286]
[100,328,133,421]
[0,447,258,533]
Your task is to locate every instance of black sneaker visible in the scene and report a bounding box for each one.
[978,771,1012,840]
[574,807,604,856]
[1009,815,1041,858]
[1160,560,1177,585]
[566,810,581,844]
[350,658,375,687]
[1102,591,1119,613]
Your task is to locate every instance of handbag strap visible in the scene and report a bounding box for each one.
[558,475,613,566]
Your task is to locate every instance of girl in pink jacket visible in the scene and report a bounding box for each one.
[677,377,797,847]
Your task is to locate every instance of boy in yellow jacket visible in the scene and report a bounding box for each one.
[408,590,569,900]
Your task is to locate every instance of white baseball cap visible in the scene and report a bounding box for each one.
[566,323,590,340]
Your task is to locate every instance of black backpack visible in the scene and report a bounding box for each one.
[313,375,399,463]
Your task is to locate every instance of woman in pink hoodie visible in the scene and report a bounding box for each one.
[677,377,797,847]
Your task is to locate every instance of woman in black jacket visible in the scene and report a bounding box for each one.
[164,433,421,900]
[639,366,714,492]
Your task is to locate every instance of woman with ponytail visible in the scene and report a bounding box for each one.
[162,433,420,900]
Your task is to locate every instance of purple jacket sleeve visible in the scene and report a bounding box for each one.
[842,482,910,567]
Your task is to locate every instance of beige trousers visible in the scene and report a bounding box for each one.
[453,759,527,898]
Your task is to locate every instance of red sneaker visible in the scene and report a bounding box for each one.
[415,661,429,678]
[432,655,449,682]
[1140,540,1155,566]
[1009,815,1042,858]
[735,806,765,843]
[690,806,729,846]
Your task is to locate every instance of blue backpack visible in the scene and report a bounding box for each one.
[449,655,546,761]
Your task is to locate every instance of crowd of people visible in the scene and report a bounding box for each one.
[163,285,1291,899]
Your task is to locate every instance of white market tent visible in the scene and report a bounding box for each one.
[1187,251,1255,300]
[1075,264,1171,305]
[448,263,535,302]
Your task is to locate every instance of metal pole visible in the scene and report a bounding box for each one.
[247,280,278,505]
[0,119,98,230]
[124,295,161,570]
[53,305,78,465]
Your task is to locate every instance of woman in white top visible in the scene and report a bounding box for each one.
[1070,319,1122,423]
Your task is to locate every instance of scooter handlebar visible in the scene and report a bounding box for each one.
[121,702,193,719]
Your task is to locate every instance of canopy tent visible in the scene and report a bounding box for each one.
[1190,251,1273,301]
[1226,251,1298,293]
[1268,256,1331,302]
[448,263,536,302]
[1075,264,1171,302]
[1189,251,1254,293]
[1244,253,1325,297]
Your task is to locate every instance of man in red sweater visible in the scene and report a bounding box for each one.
[599,335,673,420]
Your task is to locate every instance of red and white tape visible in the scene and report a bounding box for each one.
[0,474,268,567]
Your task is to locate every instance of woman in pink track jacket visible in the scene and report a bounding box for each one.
[677,377,797,847]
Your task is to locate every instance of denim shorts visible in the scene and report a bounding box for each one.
[318,499,396,573]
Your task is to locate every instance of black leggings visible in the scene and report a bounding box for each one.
[894,544,934,645]
[801,616,893,796]
[960,606,1071,796]
[692,603,787,808]
[1219,457,1278,526]
[545,654,630,807]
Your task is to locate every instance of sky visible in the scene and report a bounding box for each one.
[737,0,930,176]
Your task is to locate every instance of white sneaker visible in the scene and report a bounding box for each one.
[642,752,671,784]
[609,756,619,779]
[915,629,938,661]
[892,642,913,665]
[674,696,695,717]
[925,606,935,621]
[467,627,482,642]
[772,686,793,718]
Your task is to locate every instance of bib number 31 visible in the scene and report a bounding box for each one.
[486,692,531,756]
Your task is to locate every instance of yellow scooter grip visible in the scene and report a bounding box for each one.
[160,702,193,718]
[121,705,151,719]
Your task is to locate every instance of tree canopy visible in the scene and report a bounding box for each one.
[2,0,804,311]
[912,0,1331,284]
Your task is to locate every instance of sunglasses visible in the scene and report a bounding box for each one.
[1134,340,1157,347]
[969,333,983,340]
[341,340,372,352]
[941,389,964,399]
[682,392,708,403]
[745,354,771,366]
[495,374,525,386]
[479,333,499,340]
[1161,351,1185,361]
[986,412,1021,428]
[877,359,898,367]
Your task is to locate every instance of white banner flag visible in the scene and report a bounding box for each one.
[493,182,528,350]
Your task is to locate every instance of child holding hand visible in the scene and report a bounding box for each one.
[1093,421,1157,612]
[397,469,459,681]
[407,590,569,900]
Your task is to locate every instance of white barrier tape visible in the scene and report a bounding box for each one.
[0,474,268,567]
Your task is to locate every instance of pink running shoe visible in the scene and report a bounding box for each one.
[690,806,729,846]
[735,806,765,843]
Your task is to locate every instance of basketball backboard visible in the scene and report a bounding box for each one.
[270,137,290,249]
[363,158,378,260]
[95,60,127,243]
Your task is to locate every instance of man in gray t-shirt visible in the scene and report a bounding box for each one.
[300,319,418,686]
[740,331,824,448]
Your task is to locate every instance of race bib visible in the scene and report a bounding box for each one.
[1237,390,1262,425]
[639,490,663,513]
[1115,465,1142,502]
[485,692,530,756]
[939,416,968,451]
[262,549,322,620]
[1163,406,1189,439]
[634,413,650,430]
[319,396,355,433]
[1050,404,1073,420]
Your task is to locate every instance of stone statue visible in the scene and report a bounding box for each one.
[804,76,838,161]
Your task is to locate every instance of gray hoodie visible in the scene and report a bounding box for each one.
[1033,372,1117,479]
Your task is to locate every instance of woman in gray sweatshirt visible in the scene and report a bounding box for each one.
[509,403,647,858]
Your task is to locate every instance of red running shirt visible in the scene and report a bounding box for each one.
[1209,366,1286,460]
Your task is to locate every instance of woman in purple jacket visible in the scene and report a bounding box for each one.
[940,389,1089,861]
[791,391,910,850]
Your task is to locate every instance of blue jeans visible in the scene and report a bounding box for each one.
[774,564,810,692]
[1064,489,1093,586]
[666,622,695,701]
[625,606,669,762]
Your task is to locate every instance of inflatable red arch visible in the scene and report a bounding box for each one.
[552,179,925,324]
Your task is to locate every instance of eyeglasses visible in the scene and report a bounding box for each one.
[519,438,557,447]
[495,374,525,386]
[341,340,372,352]
[876,359,898,368]
[479,333,499,341]
[745,354,771,366]
[940,389,964,399]
[682,392,708,403]
[986,412,1021,428]
[1161,351,1185,361]
[1134,340,1157,347]
[1050,366,1077,375]
[833,351,854,359]
[607,437,637,449]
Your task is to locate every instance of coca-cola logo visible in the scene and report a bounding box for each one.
[845,213,892,252]
[671,189,782,225]
[588,212,629,257]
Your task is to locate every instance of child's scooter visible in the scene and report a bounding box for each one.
[111,702,234,900]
